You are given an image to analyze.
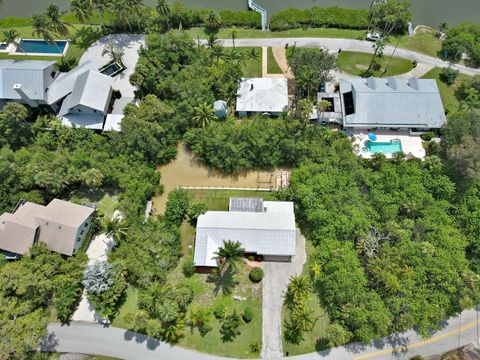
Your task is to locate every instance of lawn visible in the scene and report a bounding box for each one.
[282,240,331,356]
[112,286,139,329]
[238,47,262,77]
[267,47,283,74]
[397,33,442,58]
[186,27,364,40]
[337,51,413,77]
[421,67,473,114]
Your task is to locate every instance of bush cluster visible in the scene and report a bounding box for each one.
[242,307,253,323]
[249,267,264,283]
[270,6,369,31]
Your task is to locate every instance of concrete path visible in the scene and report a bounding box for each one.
[214,38,480,76]
[261,231,307,359]
[79,33,145,97]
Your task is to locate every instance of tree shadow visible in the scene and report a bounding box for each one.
[71,26,106,51]
[38,332,58,352]
[207,267,237,295]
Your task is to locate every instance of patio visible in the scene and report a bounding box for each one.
[352,130,426,160]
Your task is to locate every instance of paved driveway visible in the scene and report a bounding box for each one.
[262,230,306,359]
[79,33,145,97]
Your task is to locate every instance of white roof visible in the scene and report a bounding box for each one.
[103,114,124,132]
[194,200,296,267]
[47,61,95,105]
[236,77,289,113]
[0,60,56,101]
[340,77,446,129]
[60,111,105,130]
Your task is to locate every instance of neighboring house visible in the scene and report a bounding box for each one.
[236,78,289,117]
[327,77,446,132]
[59,70,113,130]
[0,199,95,257]
[193,197,296,269]
[0,59,119,131]
[0,60,58,109]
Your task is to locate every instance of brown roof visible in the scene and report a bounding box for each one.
[0,199,95,256]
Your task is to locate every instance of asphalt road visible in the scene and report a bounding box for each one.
[43,308,480,360]
[208,38,480,77]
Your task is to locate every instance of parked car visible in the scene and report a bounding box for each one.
[366,32,384,41]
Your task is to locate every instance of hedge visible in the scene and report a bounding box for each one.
[269,6,369,31]
[218,10,261,29]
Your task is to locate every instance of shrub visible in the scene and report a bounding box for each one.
[204,10,222,32]
[182,257,196,277]
[412,60,418,68]
[409,356,424,360]
[440,67,460,86]
[421,131,435,141]
[219,10,261,29]
[214,303,226,319]
[249,340,261,354]
[249,267,264,283]
[243,307,253,323]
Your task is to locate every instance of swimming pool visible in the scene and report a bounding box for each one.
[365,140,403,154]
[15,39,68,55]
[0,43,8,51]
[99,62,125,77]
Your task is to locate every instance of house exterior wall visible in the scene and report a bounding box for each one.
[73,214,94,254]
[262,255,291,262]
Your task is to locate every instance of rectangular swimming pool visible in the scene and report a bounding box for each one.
[365,140,403,154]
[16,39,68,55]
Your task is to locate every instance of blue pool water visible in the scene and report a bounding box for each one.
[16,39,68,54]
[365,140,403,154]
[0,43,8,50]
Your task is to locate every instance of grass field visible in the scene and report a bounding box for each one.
[421,67,473,114]
[267,47,283,74]
[69,187,120,219]
[282,241,331,356]
[112,286,139,329]
[337,51,413,77]
[239,47,262,77]
[397,33,442,58]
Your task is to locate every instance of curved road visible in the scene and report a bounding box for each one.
[43,308,480,360]
[213,38,480,76]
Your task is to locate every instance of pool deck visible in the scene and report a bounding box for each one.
[352,130,426,159]
[8,38,69,57]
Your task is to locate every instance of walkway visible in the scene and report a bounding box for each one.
[79,33,145,97]
[215,38,480,76]
[262,231,306,359]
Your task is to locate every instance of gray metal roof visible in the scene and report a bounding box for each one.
[47,61,95,105]
[236,78,289,113]
[58,70,112,116]
[229,197,264,212]
[0,60,56,101]
[339,77,446,129]
[194,200,296,267]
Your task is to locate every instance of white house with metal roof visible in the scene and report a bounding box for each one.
[0,199,95,257]
[338,77,446,131]
[194,197,296,268]
[236,78,289,117]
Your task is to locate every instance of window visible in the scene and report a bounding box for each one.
[80,230,84,235]
[77,237,81,242]
[85,222,89,227]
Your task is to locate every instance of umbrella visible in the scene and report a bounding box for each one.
[368,133,377,141]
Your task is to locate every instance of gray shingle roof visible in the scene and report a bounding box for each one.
[194,200,296,267]
[340,77,446,129]
[0,60,56,101]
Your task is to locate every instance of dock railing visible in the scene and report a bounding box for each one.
[248,0,268,30]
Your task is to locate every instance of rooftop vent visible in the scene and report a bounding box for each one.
[367,77,376,90]
[387,77,397,90]
[409,77,419,90]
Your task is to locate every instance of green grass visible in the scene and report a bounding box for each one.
[397,33,442,58]
[337,51,413,77]
[421,67,473,114]
[186,27,364,40]
[112,286,138,329]
[282,240,331,356]
[239,47,262,77]
[69,187,120,219]
[267,47,283,74]
[188,189,275,211]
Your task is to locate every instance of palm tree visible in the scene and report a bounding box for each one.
[247,48,259,61]
[285,275,312,303]
[32,14,55,43]
[102,42,125,65]
[2,29,26,54]
[211,44,224,63]
[45,4,71,37]
[192,102,215,128]
[207,33,219,49]
[156,0,171,29]
[101,216,129,242]
[438,21,448,34]
[214,240,245,274]
[230,28,238,49]
[291,303,317,331]
[113,0,133,31]
[162,318,185,343]
[70,0,93,24]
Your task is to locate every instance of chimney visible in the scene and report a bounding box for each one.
[387,77,397,90]
[408,77,419,91]
[366,77,376,90]
[13,84,38,107]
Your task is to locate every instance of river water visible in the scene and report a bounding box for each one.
[1,0,479,27]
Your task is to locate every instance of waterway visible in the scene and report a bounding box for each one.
[152,145,280,214]
[1,0,479,27]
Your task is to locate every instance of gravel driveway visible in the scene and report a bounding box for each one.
[261,230,306,359]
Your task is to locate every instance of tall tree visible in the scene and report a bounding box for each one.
[192,102,215,128]
[214,240,245,274]
[2,29,26,54]
[156,0,171,29]
[45,4,71,37]
[102,42,125,64]
[70,0,93,24]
